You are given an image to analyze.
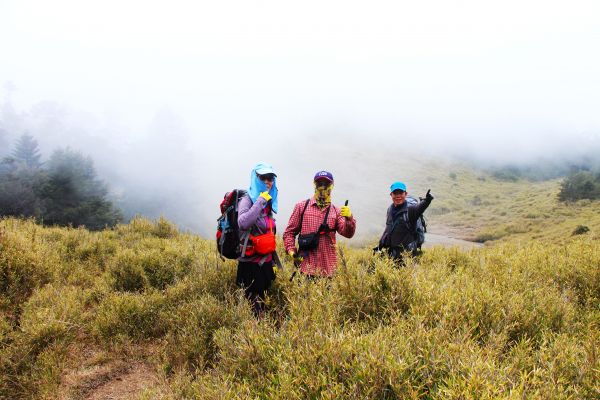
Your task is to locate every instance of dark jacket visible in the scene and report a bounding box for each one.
[379,197,431,253]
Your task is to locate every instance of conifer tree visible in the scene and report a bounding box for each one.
[0,127,8,157]
[12,134,42,167]
[40,148,122,230]
[0,157,46,218]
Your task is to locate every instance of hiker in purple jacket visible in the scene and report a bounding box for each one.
[236,162,280,317]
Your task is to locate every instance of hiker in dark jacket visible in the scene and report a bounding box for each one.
[237,162,279,317]
[377,181,433,262]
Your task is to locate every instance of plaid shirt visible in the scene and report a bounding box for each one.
[283,197,356,277]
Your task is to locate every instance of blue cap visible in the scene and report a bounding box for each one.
[390,181,407,193]
[255,162,277,177]
[314,170,334,182]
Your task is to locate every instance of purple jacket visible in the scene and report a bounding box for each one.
[237,194,276,263]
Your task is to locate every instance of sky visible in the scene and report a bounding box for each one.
[1,0,599,234]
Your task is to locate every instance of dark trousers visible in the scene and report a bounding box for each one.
[236,260,275,317]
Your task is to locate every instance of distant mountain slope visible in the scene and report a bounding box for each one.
[278,139,600,246]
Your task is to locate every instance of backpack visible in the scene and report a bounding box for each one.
[216,189,247,259]
[387,197,427,251]
[405,196,427,249]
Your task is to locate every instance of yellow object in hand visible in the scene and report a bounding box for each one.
[288,250,303,264]
[340,205,352,218]
[259,191,272,201]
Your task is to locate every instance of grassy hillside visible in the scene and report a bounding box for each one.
[1,217,598,399]
[284,142,600,246]
[423,169,600,244]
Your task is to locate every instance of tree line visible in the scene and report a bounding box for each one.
[0,134,122,230]
[558,170,600,202]
[1,132,597,232]
[487,162,600,202]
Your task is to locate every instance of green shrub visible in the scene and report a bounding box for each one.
[572,225,590,235]
[19,285,85,350]
[0,284,84,399]
[107,249,148,292]
[559,171,600,201]
[0,221,53,313]
[473,228,507,243]
[335,260,415,325]
[164,293,250,371]
[93,291,168,341]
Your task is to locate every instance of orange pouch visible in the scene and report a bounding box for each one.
[251,232,277,255]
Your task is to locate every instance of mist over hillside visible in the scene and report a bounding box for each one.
[2,99,599,238]
[2,0,600,236]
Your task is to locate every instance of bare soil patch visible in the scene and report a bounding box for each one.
[58,347,166,400]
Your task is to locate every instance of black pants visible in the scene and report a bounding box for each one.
[236,260,275,317]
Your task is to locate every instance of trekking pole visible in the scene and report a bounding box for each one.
[289,257,300,282]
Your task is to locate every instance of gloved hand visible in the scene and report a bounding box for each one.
[372,244,384,253]
[340,205,352,218]
[260,191,272,202]
[425,189,434,201]
[288,250,303,264]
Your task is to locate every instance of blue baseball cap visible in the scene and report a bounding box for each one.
[390,181,407,193]
[255,163,277,177]
[314,170,334,182]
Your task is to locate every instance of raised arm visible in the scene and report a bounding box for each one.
[335,206,356,239]
[237,196,267,231]
[409,190,434,221]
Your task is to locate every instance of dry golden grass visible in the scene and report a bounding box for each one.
[1,215,598,399]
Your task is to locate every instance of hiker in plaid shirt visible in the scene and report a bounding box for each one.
[283,171,356,277]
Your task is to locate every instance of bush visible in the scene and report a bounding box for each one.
[559,171,600,202]
[93,291,169,341]
[164,293,250,371]
[491,167,521,182]
[0,222,53,314]
[572,225,590,235]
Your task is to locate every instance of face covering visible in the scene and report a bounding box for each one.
[314,182,333,208]
[248,165,278,213]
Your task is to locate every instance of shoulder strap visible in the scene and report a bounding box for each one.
[390,208,411,233]
[298,199,310,231]
[239,231,252,256]
[319,205,333,232]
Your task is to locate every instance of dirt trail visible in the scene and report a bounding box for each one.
[59,350,167,400]
[423,233,483,250]
[83,363,159,400]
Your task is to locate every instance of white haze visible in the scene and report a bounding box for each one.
[1,0,599,236]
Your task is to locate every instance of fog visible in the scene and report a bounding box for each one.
[1,0,599,236]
